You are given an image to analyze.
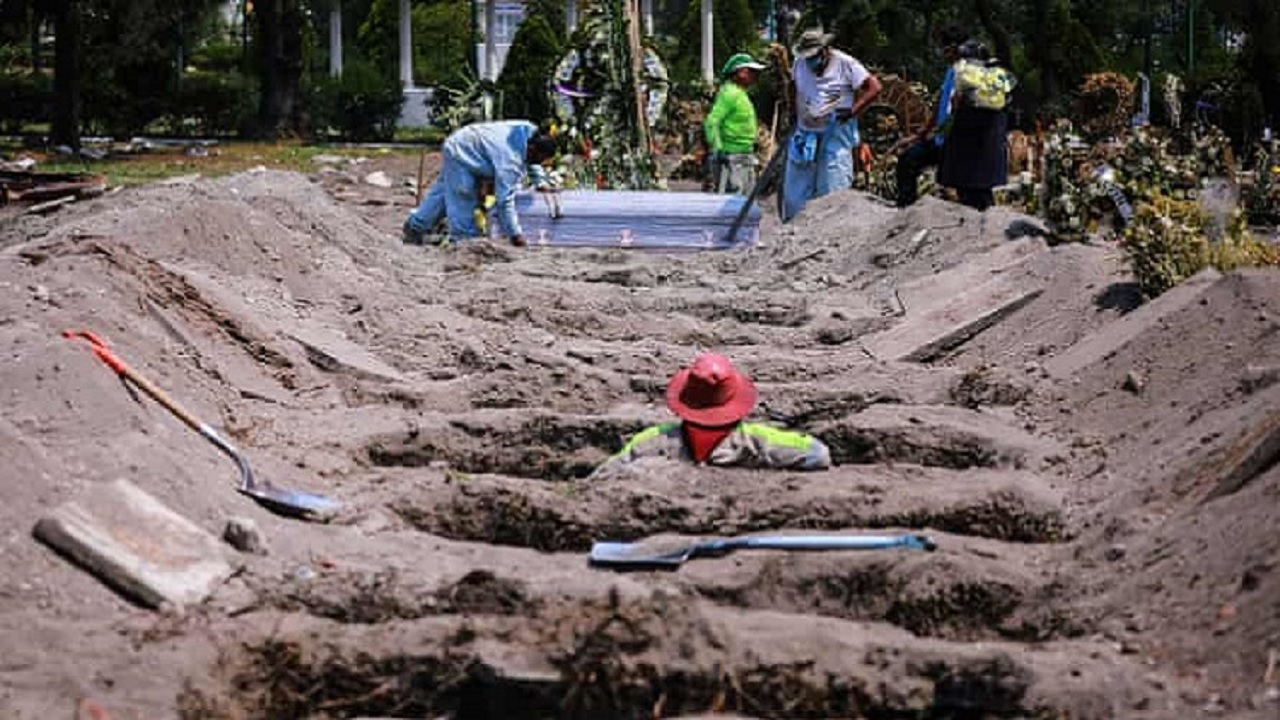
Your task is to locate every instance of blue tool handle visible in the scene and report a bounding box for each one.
[738,535,933,551]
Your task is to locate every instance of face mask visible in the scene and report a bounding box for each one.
[805,54,826,73]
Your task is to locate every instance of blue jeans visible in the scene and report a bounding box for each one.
[782,120,860,222]
[406,156,483,239]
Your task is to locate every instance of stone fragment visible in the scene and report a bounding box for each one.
[1104,544,1127,562]
[1122,370,1146,394]
[33,479,233,609]
[363,171,393,188]
[223,516,268,555]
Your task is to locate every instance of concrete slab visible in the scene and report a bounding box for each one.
[173,264,405,384]
[1204,404,1280,502]
[288,323,406,383]
[1044,268,1222,379]
[33,479,233,609]
[896,238,1047,315]
[865,270,1044,363]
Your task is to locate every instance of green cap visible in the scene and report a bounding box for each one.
[720,53,766,80]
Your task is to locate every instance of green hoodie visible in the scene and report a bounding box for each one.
[704,82,758,155]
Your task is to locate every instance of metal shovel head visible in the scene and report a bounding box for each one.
[588,535,715,570]
[239,485,341,521]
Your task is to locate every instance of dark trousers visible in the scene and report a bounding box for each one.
[957,188,994,211]
[895,139,942,207]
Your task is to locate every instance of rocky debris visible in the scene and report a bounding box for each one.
[1123,370,1147,394]
[363,171,393,188]
[1241,364,1280,394]
[223,517,268,555]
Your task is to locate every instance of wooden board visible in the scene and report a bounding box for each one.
[34,479,233,609]
[865,271,1044,363]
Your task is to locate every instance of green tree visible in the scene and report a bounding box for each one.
[673,0,761,82]
[414,0,471,86]
[50,0,80,147]
[1234,0,1280,132]
[358,0,471,87]
[497,13,564,122]
[254,0,308,138]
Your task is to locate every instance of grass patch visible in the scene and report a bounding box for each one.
[2,140,428,187]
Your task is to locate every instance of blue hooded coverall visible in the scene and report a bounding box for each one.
[406,120,538,241]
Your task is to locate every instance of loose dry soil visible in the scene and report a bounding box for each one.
[0,153,1277,719]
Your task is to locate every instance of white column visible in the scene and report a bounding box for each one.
[483,0,498,81]
[700,0,714,83]
[641,0,653,35]
[566,0,577,33]
[328,0,343,78]
[398,0,412,88]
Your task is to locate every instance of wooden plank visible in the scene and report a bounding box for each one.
[865,272,1044,363]
[1203,407,1280,502]
[34,479,233,609]
[288,323,406,383]
[624,0,651,152]
[894,238,1046,315]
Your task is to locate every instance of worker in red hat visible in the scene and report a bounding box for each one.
[592,353,831,476]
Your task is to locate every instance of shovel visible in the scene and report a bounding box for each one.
[589,532,936,571]
[723,127,791,245]
[63,330,340,520]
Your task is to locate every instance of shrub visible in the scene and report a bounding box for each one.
[0,70,51,134]
[1121,194,1280,297]
[497,14,564,123]
[174,70,257,136]
[672,0,763,83]
[311,57,404,141]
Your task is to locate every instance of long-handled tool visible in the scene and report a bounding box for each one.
[63,330,340,520]
[589,532,936,570]
[415,146,427,204]
[723,140,789,246]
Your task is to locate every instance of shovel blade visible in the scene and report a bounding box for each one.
[239,485,340,520]
[588,540,694,570]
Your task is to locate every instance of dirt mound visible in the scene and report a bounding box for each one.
[0,163,1277,718]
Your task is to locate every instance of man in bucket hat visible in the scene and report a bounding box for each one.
[705,52,767,195]
[782,28,882,221]
[592,353,831,476]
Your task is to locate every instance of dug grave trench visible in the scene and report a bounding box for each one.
[179,593,1157,720]
[4,170,1234,718]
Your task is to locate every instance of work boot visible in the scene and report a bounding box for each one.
[401,219,427,246]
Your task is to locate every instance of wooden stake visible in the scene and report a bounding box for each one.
[624,0,651,154]
[415,145,427,204]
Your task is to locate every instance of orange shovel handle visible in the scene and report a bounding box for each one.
[62,330,205,433]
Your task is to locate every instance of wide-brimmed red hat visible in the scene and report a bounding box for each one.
[666,353,758,426]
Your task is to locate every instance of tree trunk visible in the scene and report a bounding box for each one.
[30,3,42,74]
[255,0,306,139]
[51,0,81,150]
[972,0,1013,69]
[1031,0,1055,102]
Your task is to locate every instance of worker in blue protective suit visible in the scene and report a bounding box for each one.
[403,120,559,247]
[782,29,882,222]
